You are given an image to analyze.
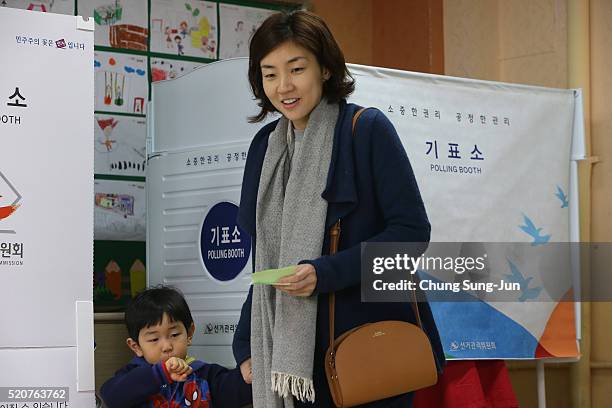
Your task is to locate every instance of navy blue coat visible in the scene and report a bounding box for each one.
[233,101,445,407]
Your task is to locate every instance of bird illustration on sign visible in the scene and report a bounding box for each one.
[519,214,551,246]
[505,259,543,302]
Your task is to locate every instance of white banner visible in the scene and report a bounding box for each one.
[350,65,581,359]
[0,6,95,401]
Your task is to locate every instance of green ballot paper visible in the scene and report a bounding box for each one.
[252,265,297,285]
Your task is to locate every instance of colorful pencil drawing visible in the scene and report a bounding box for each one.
[95,193,135,217]
[94,115,146,176]
[104,260,122,300]
[94,51,148,114]
[219,3,274,59]
[94,180,145,241]
[150,57,204,82]
[150,0,217,59]
[78,0,148,50]
[129,259,146,298]
[93,241,146,310]
[1,0,74,15]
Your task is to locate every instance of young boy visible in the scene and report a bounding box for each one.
[100,286,252,407]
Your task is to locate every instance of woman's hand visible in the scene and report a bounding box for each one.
[274,264,317,297]
[240,358,253,384]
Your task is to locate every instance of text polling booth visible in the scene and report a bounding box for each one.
[0,7,96,406]
[147,58,275,367]
[349,65,583,361]
[147,58,583,366]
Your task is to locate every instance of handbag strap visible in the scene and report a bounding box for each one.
[328,108,424,355]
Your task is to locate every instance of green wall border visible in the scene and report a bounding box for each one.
[95,110,147,118]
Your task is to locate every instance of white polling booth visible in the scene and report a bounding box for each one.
[0,7,95,406]
[147,58,275,366]
[147,58,584,369]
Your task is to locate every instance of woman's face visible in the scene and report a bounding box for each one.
[260,40,330,130]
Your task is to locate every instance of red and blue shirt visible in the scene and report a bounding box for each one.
[100,356,251,408]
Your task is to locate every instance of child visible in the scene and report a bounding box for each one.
[100,286,252,407]
[174,35,184,56]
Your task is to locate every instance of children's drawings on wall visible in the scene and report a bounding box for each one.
[94,51,148,114]
[1,0,74,15]
[150,0,217,59]
[78,0,148,50]
[4,0,279,55]
[150,57,205,82]
[219,3,274,59]
[93,240,146,311]
[95,257,145,302]
[94,114,146,176]
[94,179,146,241]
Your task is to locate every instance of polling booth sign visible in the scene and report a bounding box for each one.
[0,7,95,405]
[349,65,583,360]
[147,58,274,367]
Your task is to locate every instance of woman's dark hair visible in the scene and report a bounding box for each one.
[125,285,194,342]
[248,10,355,123]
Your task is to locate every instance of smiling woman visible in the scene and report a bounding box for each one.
[247,11,354,125]
[259,41,329,130]
[232,10,445,408]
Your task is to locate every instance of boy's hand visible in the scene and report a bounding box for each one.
[165,357,193,382]
[240,358,252,384]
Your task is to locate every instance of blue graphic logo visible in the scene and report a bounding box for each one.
[200,202,251,282]
[519,214,551,246]
[555,185,569,208]
[505,259,543,302]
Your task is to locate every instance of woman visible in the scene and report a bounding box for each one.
[232,10,444,407]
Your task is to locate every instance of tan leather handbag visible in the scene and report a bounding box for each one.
[324,109,439,408]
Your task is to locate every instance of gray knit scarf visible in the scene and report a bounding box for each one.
[251,99,339,407]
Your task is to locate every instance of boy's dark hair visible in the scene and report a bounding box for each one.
[125,286,194,343]
[248,10,355,123]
